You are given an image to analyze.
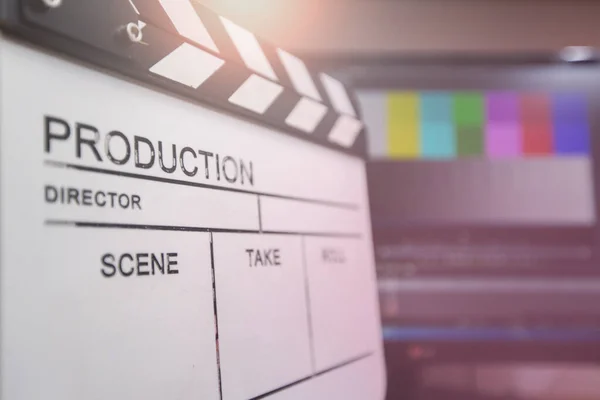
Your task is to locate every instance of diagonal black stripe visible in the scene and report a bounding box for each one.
[313,109,340,143]
[191,2,244,66]
[257,36,293,89]
[131,0,178,35]
[350,125,368,157]
[309,69,333,110]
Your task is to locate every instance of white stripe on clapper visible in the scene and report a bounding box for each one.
[158,0,219,53]
[328,115,363,148]
[229,75,283,114]
[277,49,322,101]
[149,43,224,88]
[220,17,278,82]
[285,98,328,133]
[321,74,357,117]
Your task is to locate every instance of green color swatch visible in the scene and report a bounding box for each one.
[456,126,484,156]
[453,93,484,156]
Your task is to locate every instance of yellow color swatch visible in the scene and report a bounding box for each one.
[387,92,420,158]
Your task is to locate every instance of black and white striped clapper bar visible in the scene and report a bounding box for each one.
[0,1,385,399]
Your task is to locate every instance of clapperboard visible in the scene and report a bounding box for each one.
[0,1,385,399]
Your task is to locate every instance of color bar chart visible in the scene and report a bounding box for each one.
[385,91,590,159]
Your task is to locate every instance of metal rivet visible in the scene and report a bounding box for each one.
[126,22,143,43]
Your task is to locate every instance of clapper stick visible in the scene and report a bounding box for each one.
[0,1,386,399]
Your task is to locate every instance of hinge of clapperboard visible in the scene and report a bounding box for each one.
[125,0,148,45]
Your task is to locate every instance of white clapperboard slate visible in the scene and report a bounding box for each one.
[0,1,385,399]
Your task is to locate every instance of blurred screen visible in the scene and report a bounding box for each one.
[361,90,595,226]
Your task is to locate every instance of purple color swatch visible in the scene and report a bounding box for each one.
[486,93,522,157]
[486,92,520,121]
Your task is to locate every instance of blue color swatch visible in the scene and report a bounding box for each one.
[551,93,590,154]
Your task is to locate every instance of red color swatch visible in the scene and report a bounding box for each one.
[520,94,553,155]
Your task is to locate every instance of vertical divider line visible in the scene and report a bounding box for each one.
[210,232,224,399]
[257,195,263,233]
[301,236,316,373]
